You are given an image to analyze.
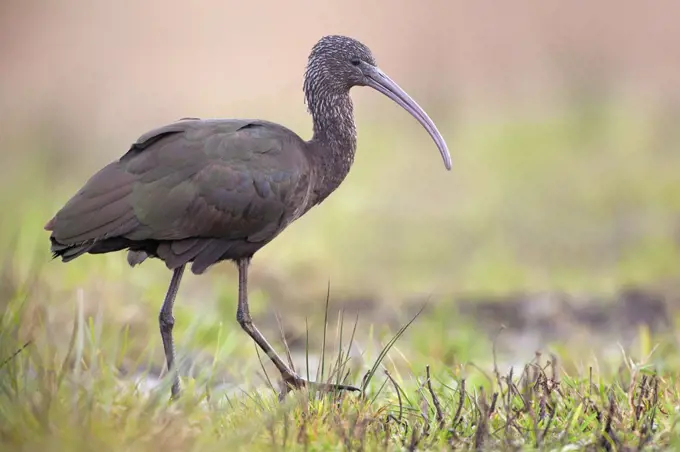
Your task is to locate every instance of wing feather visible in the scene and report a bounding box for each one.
[49,163,137,243]
[47,118,312,268]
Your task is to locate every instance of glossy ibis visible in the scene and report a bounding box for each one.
[45,35,451,399]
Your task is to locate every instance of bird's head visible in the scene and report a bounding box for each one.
[305,35,377,92]
[304,35,452,170]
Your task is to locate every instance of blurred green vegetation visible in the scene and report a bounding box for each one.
[2,99,678,305]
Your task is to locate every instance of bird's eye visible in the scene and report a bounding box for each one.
[350,58,361,66]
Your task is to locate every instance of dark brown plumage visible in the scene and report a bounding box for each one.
[45,35,451,399]
[47,119,313,274]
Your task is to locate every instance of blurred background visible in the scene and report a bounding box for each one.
[1,0,679,379]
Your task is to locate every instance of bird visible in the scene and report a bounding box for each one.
[44,35,452,400]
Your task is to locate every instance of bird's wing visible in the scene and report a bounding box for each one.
[48,118,312,248]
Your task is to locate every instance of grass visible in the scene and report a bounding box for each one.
[1,98,679,449]
[2,279,680,451]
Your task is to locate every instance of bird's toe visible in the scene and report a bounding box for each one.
[277,375,361,401]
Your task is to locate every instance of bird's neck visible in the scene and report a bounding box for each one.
[307,93,357,205]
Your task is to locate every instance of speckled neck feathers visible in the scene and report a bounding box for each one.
[303,38,359,205]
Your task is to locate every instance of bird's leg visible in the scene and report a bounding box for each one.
[235,258,361,399]
[159,264,185,399]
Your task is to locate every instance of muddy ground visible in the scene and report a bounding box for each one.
[257,284,677,355]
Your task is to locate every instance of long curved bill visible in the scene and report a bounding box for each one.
[364,66,452,170]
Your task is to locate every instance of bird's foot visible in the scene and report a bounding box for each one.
[277,374,361,401]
